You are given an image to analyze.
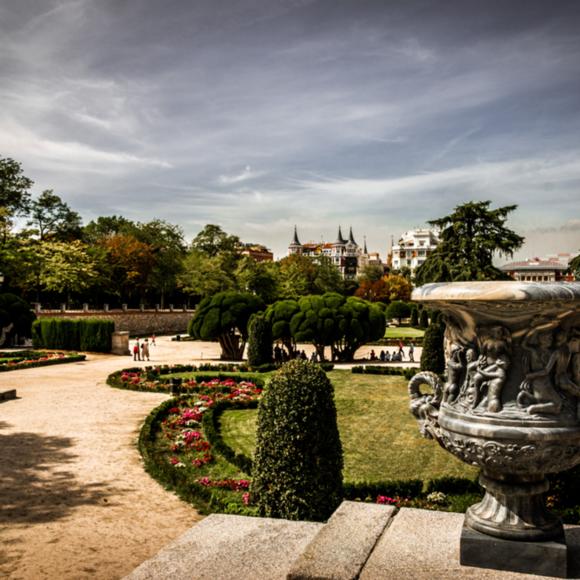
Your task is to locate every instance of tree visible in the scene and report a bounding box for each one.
[419,309,429,329]
[358,264,384,283]
[290,293,385,361]
[251,360,343,521]
[568,252,580,281]
[420,319,445,374]
[277,254,318,299]
[410,306,419,327]
[264,299,300,358]
[191,224,240,257]
[235,256,279,303]
[188,291,264,360]
[415,201,524,285]
[0,293,36,346]
[27,190,82,241]
[313,255,344,294]
[386,300,411,325]
[247,312,273,368]
[0,157,32,221]
[179,250,236,300]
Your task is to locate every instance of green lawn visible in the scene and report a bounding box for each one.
[220,370,476,483]
[384,327,425,339]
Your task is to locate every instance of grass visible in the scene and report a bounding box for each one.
[220,369,477,483]
[384,327,425,339]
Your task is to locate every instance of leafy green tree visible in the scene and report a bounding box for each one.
[277,254,318,299]
[83,215,137,243]
[313,255,344,294]
[179,250,236,301]
[410,306,419,327]
[419,309,429,329]
[0,157,32,222]
[247,312,273,368]
[415,201,524,285]
[251,360,343,521]
[568,252,580,281]
[358,264,384,283]
[188,291,264,360]
[191,224,240,257]
[27,190,82,240]
[0,293,36,345]
[264,299,300,358]
[235,256,279,303]
[386,300,411,325]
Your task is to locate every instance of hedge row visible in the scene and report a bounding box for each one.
[0,352,86,372]
[351,365,416,380]
[32,318,114,352]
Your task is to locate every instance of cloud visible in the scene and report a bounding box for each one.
[218,165,265,185]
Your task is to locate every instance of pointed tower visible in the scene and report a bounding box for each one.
[363,236,368,255]
[288,226,303,255]
[347,226,357,246]
[334,226,347,245]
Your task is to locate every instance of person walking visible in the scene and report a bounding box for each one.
[409,343,415,362]
[151,334,156,346]
[133,339,141,361]
[141,338,150,361]
[398,340,405,361]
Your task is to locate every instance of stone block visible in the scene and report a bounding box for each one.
[111,331,130,356]
[287,501,395,580]
[0,389,17,401]
[460,523,567,578]
[124,514,323,580]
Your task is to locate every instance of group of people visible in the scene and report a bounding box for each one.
[132,335,156,361]
[273,345,317,364]
[369,342,414,363]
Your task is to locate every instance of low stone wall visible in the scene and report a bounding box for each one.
[36,309,194,336]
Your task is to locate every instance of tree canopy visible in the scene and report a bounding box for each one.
[414,201,524,285]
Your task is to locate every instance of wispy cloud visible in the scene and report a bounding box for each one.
[218,165,265,185]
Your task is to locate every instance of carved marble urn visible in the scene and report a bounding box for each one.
[409,282,580,542]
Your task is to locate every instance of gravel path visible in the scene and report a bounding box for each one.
[0,338,221,580]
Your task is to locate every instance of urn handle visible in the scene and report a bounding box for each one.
[408,371,443,438]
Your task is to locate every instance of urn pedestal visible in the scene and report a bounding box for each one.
[409,282,580,577]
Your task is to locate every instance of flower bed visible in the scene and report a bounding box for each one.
[107,364,265,393]
[0,350,86,372]
[139,377,262,514]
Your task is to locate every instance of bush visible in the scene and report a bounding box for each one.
[410,307,419,327]
[343,479,422,501]
[32,318,113,352]
[425,476,480,496]
[420,320,445,374]
[385,300,411,324]
[247,313,273,368]
[0,293,36,345]
[351,365,415,380]
[251,360,343,521]
[419,309,429,329]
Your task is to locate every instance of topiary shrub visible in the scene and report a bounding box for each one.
[31,318,113,352]
[420,319,445,374]
[419,309,429,329]
[247,312,273,368]
[410,306,419,327]
[0,293,36,346]
[251,359,343,521]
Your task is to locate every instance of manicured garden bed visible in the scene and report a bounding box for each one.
[0,350,86,372]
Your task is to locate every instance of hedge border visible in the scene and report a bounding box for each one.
[351,365,416,380]
[0,352,86,372]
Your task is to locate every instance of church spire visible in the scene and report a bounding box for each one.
[363,235,368,254]
[348,226,357,245]
[334,226,346,245]
[291,225,301,246]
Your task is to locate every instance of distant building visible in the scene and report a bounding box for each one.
[288,226,379,279]
[500,257,573,282]
[240,243,273,262]
[391,228,439,274]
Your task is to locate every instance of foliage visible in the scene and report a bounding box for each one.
[251,360,343,521]
[355,274,412,304]
[568,252,580,281]
[0,157,32,223]
[420,320,445,374]
[290,293,385,361]
[410,307,419,326]
[27,189,82,241]
[234,257,279,303]
[419,309,429,329]
[0,293,36,344]
[358,264,384,283]
[247,313,273,368]
[386,300,411,324]
[188,291,265,360]
[32,318,114,352]
[264,299,300,357]
[0,350,85,372]
[351,365,416,380]
[276,254,318,299]
[179,250,236,300]
[415,201,524,285]
[191,224,240,257]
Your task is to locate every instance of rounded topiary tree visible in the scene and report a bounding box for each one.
[264,299,300,358]
[251,360,343,521]
[385,300,411,325]
[419,308,429,329]
[188,291,264,360]
[410,306,419,327]
[420,318,445,374]
[247,312,273,368]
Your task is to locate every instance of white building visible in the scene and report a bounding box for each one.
[391,228,439,274]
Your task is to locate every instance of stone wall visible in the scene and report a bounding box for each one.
[36,309,194,336]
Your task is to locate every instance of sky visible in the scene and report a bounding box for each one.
[1,0,579,260]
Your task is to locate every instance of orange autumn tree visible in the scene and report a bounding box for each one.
[355,274,412,303]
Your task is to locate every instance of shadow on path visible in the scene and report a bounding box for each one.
[0,421,123,526]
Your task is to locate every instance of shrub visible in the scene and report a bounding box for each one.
[410,306,419,327]
[251,360,343,521]
[32,318,113,352]
[0,293,36,345]
[419,309,429,329]
[420,319,445,374]
[343,479,422,501]
[385,300,411,325]
[247,313,273,368]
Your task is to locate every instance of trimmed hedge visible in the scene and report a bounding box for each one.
[32,318,114,352]
[247,313,273,368]
[352,365,416,380]
[0,351,85,372]
[344,479,423,501]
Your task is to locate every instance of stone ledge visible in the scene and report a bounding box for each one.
[0,389,17,402]
[287,501,395,580]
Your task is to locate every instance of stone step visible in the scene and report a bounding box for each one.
[124,514,323,580]
[0,389,17,402]
[287,501,395,580]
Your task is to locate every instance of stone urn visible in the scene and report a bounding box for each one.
[408,282,580,574]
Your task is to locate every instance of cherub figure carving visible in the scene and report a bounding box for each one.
[478,354,510,413]
[443,344,464,403]
[517,328,562,415]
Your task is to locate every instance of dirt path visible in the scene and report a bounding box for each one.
[0,337,222,580]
